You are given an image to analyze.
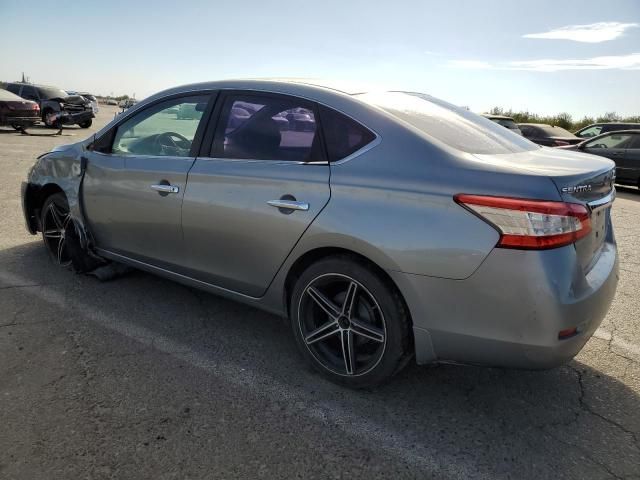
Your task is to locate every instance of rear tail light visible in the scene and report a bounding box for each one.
[455,194,591,249]
[553,140,570,147]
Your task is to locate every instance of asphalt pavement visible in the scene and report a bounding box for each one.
[1,107,639,479]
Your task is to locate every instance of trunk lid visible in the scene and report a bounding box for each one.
[474,147,615,272]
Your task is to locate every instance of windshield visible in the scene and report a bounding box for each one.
[37,86,68,100]
[357,91,537,154]
[493,119,519,130]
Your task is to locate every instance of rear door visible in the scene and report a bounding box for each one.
[582,132,634,178]
[620,133,640,185]
[181,91,330,297]
[83,93,214,268]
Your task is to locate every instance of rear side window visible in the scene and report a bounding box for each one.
[628,134,640,149]
[357,91,537,154]
[21,85,38,101]
[319,106,376,162]
[213,94,323,162]
[7,84,21,95]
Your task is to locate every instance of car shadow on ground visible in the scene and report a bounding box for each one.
[1,241,638,478]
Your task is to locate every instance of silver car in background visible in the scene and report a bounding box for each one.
[21,80,618,387]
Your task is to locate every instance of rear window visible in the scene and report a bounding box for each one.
[0,89,21,101]
[532,125,575,138]
[357,92,536,154]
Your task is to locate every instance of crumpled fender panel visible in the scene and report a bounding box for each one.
[27,142,91,247]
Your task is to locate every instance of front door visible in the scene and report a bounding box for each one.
[582,132,634,177]
[83,93,212,268]
[181,92,331,297]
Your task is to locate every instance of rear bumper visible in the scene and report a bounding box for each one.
[391,238,619,368]
[1,115,39,127]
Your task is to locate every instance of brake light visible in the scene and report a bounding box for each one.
[553,140,570,147]
[455,194,591,249]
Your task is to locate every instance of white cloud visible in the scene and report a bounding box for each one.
[447,53,640,72]
[447,60,492,69]
[523,22,638,43]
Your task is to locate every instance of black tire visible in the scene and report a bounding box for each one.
[42,108,60,129]
[78,119,92,128]
[290,255,412,388]
[40,193,99,272]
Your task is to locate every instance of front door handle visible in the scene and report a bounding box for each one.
[267,199,309,211]
[151,184,179,194]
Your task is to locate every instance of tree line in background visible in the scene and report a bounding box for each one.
[488,107,640,133]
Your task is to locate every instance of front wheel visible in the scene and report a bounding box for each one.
[78,119,92,128]
[290,256,412,388]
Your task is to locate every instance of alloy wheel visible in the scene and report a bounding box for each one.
[42,201,73,267]
[298,273,387,376]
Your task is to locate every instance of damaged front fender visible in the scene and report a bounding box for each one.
[22,139,93,248]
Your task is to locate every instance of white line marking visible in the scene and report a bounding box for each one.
[0,270,477,480]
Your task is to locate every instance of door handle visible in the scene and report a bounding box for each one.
[151,184,179,194]
[267,199,309,211]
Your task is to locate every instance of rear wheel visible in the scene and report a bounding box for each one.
[78,119,92,128]
[290,256,411,388]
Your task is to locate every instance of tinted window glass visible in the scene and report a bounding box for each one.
[357,91,537,154]
[585,133,633,149]
[21,86,38,101]
[112,95,208,157]
[629,134,640,149]
[37,86,68,100]
[214,95,321,162]
[7,84,21,95]
[319,106,376,161]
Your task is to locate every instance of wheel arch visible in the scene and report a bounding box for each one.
[282,246,414,339]
[23,182,66,233]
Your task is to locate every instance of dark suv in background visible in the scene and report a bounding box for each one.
[6,82,94,128]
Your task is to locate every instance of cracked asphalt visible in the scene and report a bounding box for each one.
[1,108,639,479]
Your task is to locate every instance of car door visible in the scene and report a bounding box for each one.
[180,92,330,297]
[82,93,214,269]
[620,133,640,185]
[582,132,633,179]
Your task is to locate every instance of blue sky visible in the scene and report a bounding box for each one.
[1,0,638,117]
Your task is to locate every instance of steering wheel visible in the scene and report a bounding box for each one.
[154,131,191,153]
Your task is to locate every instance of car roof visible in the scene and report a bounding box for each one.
[482,114,515,120]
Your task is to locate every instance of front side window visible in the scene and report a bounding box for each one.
[112,95,209,157]
[213,94,321,162]
[585,133,633,149]
[319,106,376,162]
[578,125,603,138]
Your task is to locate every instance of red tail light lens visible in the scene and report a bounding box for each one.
[455,194,591,249]
[553,140,570,147]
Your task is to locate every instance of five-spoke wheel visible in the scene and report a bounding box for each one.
[291,256,411,388]
[41,193,74,267]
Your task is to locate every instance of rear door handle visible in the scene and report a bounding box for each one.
[267,199,309,211]
[151,184,179,194]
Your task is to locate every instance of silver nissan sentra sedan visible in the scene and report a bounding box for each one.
[21,79,619,388]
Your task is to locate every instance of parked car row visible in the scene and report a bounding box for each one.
[483,115,639,188]
[4,82,94,128]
